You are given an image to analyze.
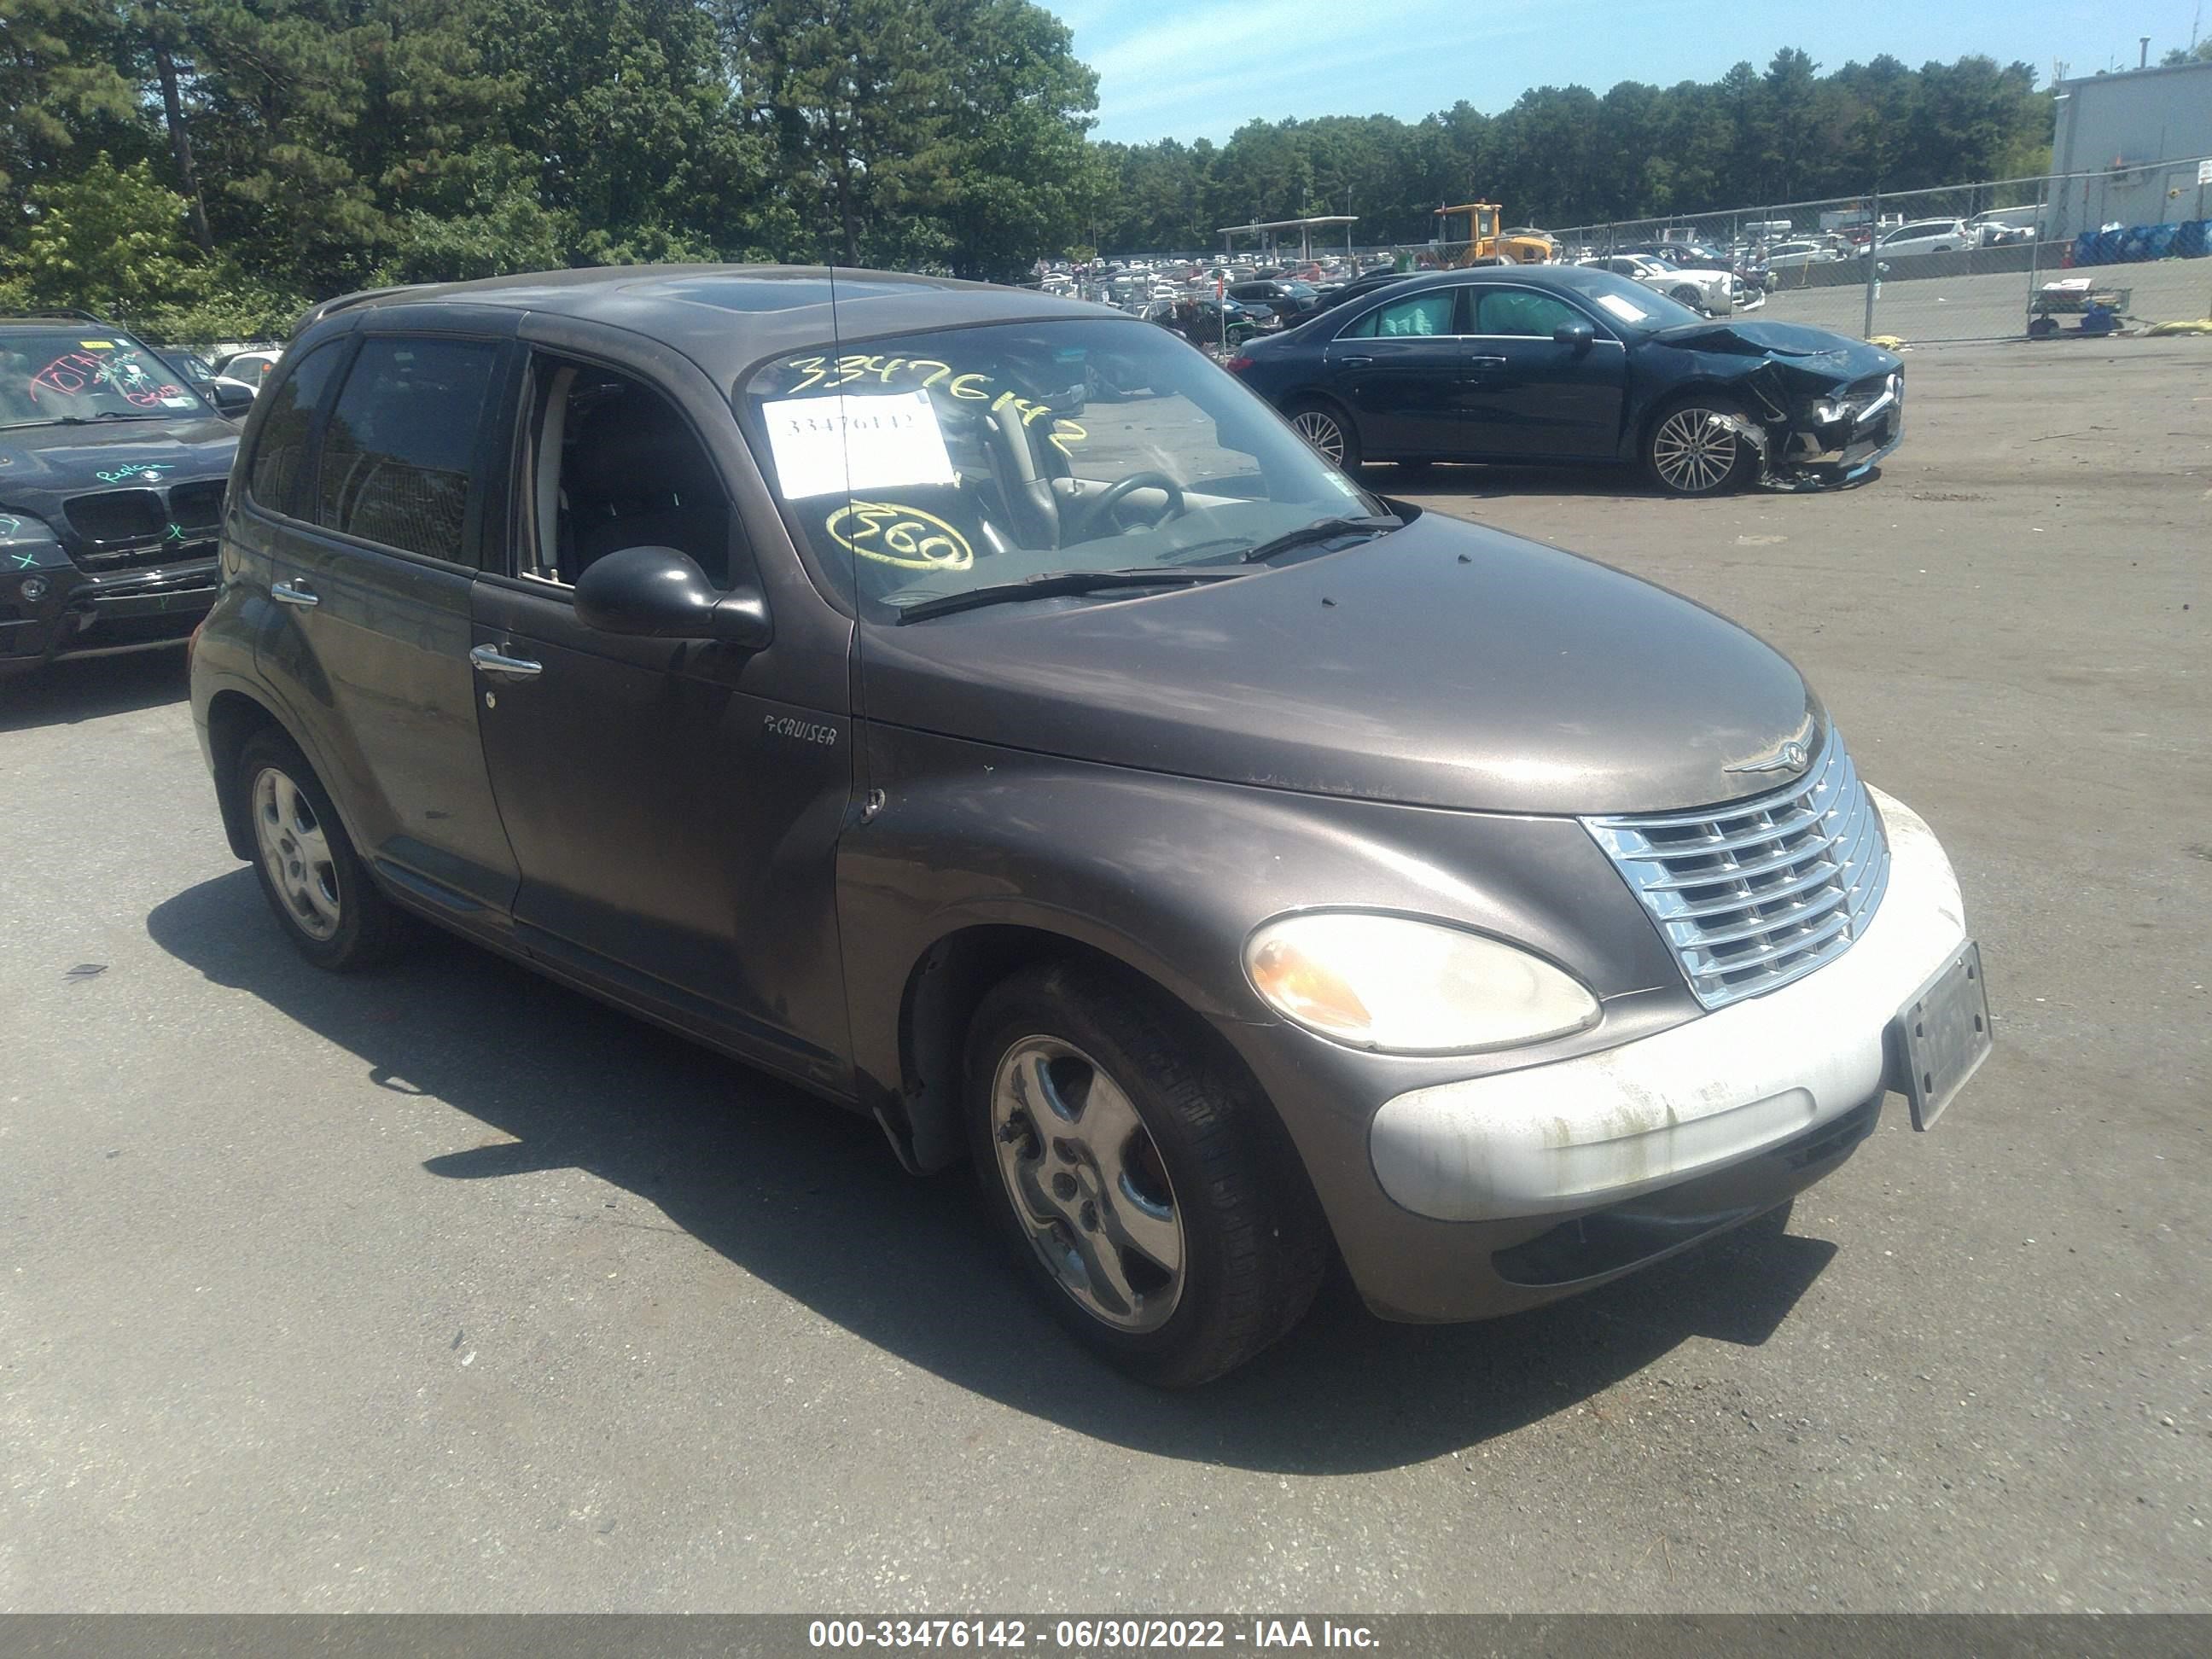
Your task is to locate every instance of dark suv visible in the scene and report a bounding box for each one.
[1,313,242,678]
[190,266,1989,1386]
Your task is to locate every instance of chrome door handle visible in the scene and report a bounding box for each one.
[1465,355,1509,370]
[1336,354,1374,366]
[469,643,543,679]
[271,579,319,608]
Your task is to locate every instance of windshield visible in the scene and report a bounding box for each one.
[739,317,1388,622]
[1571,270,1703,331]
[0,329,205,427]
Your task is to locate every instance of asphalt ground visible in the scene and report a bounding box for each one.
[1,339,2207,1614]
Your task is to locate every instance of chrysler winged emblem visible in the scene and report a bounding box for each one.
[1724,725,1814,776]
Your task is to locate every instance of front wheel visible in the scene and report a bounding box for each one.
[1644,397,1760,496]
[966,962,1329,1388]
[1284,399,1360,470]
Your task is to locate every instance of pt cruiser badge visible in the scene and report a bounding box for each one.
[189,265,1994,1386]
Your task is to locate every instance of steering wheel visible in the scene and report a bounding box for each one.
[1072,470,1188,540]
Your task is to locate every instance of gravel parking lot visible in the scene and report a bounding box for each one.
[2,339,2206,1614]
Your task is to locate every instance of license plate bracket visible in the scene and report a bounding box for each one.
[1891,941,1991,1131]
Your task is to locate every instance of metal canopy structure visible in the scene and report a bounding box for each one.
[1214,215,1359,261]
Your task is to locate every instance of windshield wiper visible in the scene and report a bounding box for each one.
[1162,513,1402,568]
[1234,514,1400,563]
[6,411,161,428]
[892,567,1248,625]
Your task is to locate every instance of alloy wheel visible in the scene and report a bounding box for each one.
[252,765,341,941]
[1651,407,1739,493]
[989,1035,1185,1334]
[1291,409,1347,465]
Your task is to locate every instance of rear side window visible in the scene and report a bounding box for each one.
[244,342,346,520]
[316,337,499,563]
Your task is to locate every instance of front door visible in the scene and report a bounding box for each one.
[468,348,855,1092]
[1323,287,1471,457]
[1457,288,1628,461]
[263,328,521,916]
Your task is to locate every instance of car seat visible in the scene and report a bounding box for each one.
[565,387,730,584]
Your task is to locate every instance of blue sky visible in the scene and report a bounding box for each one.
[1054,0,2211,143]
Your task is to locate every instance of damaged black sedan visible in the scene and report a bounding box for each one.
[1227,265,1901,496]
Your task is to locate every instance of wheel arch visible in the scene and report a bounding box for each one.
[887,921,1278,1179]
[205,688,288,861]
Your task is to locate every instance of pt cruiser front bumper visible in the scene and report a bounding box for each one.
[1313,789,1973,1322]
[1371,788,1964,1224]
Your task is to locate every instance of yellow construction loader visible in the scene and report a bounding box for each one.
[1434,202,1556,266]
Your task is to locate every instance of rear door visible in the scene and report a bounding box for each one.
[1458,287,1627,461]
[1321,287,1471,457]
[262,318,522,918]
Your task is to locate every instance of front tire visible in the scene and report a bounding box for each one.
[235,728,411,971]
[1284,398,1361,470]
[965,962,1328,1388]
[1644,395,1760,496]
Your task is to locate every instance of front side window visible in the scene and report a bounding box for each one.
[521,358,735,589]
[739,317,1386,621]
[316,337,498,562]
[0,328,203,429]
[1339,291,1458,339]
[246,341,347,520]
[1476,289,1585,338]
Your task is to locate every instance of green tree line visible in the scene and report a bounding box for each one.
[1097,49,2053,253]
[1,3,2055,337]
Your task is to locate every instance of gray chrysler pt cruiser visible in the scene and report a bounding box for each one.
[189,267,1992,1386]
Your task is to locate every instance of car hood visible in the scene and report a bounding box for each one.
[1650,319,1898,380]
[0,416,237,509]
[859,511,1821,816]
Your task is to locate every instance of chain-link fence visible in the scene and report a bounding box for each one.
[1083,157,2212,346]
[1547,159,2212,344]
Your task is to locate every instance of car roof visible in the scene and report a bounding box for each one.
[1344,264,1662,305]
[295,264,1143,379]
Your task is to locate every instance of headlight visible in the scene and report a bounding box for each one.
[1244,912,1600,1055]
[0,510,68,571]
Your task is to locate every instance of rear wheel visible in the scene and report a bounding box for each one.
[1669,284,1706,311]
[1644,395,1760,497]
[1285,399,1360,470]
[966,962,1329,1388]
[235,728,411,971]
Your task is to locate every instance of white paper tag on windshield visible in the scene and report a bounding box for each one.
[161,395,198,409]
[1595,293,1649,323]
[762,390,957,499]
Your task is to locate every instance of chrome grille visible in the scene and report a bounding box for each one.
[1583,733,1889,1010]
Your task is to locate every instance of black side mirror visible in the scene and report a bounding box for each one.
[573,545,772,650]
[1554,321,1597,348]
[210,381,254,416]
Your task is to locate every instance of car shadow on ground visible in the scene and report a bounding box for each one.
[148,869,1837,1474]
[0,649,189,733]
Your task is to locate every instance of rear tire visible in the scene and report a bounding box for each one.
[234,728,411,972]
[1644,394,1760,497]
[1284,399,1360,471]
[965,961,1329,1388]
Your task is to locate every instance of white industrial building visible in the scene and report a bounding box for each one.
[2046,59,2212,241]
